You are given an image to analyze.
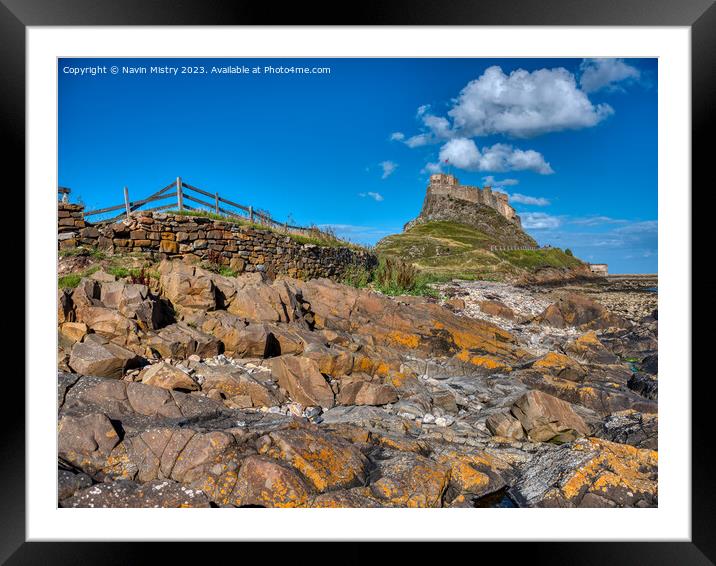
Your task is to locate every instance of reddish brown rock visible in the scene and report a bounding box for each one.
[267,355,334,409]
[511,390,590,443]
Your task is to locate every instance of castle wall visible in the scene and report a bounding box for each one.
[426,174,520,226]
[57,203,377,280]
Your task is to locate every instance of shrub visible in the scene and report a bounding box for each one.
[564,248,573,256]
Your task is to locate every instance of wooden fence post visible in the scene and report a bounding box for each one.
[249,206,253,223]
[176,177,183,211]
[123,186,130,219]
[214,192,219,214]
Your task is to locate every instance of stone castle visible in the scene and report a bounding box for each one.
[404,173,523,232]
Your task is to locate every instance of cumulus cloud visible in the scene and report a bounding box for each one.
[358,191,384,202]
[509,193,551,206]
[434,138,554,174]
[482,175,519,188]
[389,132,405,141]
[521,212,562,229]
[379,160,398,179]
[579,58,641,93]
[445,66,613,138]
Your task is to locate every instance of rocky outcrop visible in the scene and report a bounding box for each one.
[56,258,658,508]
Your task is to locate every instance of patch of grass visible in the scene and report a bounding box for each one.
[58,265,102,289]
[58,274,82,289]
[341,257,439,298]
[495,248,583,270]
[106,266,159,280]
[58,246,107,260]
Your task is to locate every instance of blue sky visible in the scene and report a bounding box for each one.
[59,57,657,273]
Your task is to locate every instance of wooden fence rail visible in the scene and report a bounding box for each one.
[76,178,319,236]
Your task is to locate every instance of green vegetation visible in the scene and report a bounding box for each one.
[494,248,583,270]
[341,257,439,298]
[57,265,100,289]
[375,220,584,281]
[106,266,159,281]
[59,246,106,260]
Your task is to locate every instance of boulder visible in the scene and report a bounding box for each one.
[370,451,450,507]
[260,426,368,492]
[563,331,619,365]
[68,334,142,378]
[511,390,590,443]
[485,411,525,440]
[74,305,139,341]
[99,281,164,330]
[228,275,291,323]
[479,300,515,320]
[537,293,629,330]
[159,261,217,312]
[195,364,283,408]
[145,322,221,359]
[201,312,272,358]
[229,455,312,507]
[531,352,587,381]
[140,361,198,391]
[336,375,398,406]
[57,413,121,474]
[267,355,334,409]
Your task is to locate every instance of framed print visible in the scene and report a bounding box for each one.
[4,0,713,562]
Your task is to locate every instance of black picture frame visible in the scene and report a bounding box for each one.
[4,0,712,562]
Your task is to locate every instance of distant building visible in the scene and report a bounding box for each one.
[588,263,608,275]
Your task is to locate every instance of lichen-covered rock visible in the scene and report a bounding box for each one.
[229,455,312,507]
[563,331,619,365]
[531,352,587,381]
[510,437,657,508]
[260,426,368,492]
[140,361,198,391]
[58,413,121,475]
[370,451,450,507]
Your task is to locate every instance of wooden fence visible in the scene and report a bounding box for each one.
[73,177,318,236]
[489,245,540,252]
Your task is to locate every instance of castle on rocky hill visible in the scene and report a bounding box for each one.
[404,173,523,231]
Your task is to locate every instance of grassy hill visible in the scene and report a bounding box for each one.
[375,220,583,281]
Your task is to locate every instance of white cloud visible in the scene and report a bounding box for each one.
[404,133,433,148]
[521,212,562,229]
[509,193,550,206]
[416,104,430,117]
[570,215,628,226]
[435,138,554,174]
[422,162,443,174]
[389,132,405,142]
[445,65,613,138]
[579,58,641,93]
[379,160,398,179]
[482,175,519,188]
[358,191,384,202]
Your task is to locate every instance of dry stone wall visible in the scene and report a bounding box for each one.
[57,203,377,280]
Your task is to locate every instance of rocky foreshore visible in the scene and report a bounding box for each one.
[57,261,658,508]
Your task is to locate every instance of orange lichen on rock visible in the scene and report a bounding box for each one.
[556,438,657,504]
